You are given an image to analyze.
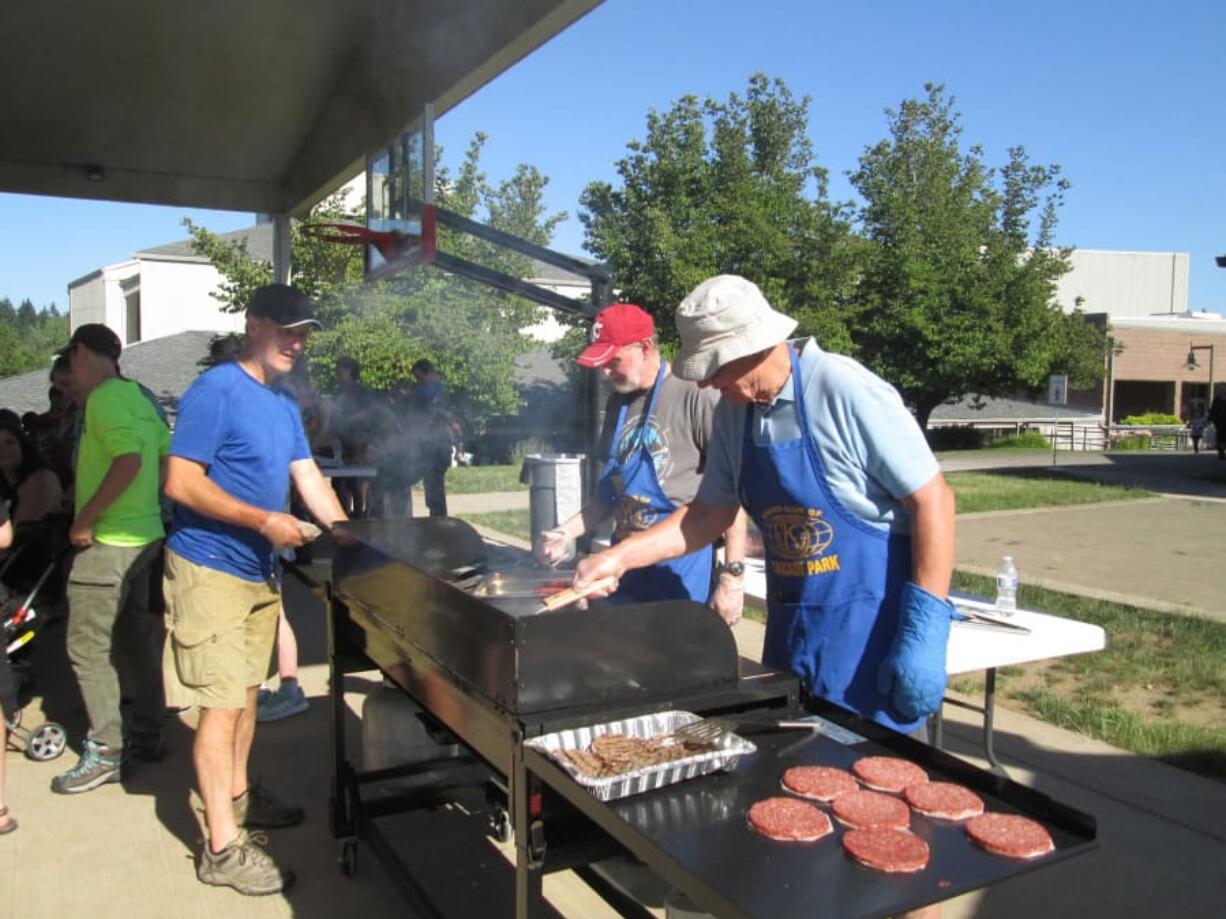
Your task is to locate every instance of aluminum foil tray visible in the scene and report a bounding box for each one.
[525,710,756,802]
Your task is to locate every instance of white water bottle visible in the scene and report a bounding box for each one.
[995,556,1019,615]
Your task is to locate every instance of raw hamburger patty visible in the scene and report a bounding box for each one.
[832,789,911,829]
[904,782,985,821]
[852,756,929,793]
[966,813,1055,859]
[843,827,930,873]
[747,797,833,842]
[781,766,859,802]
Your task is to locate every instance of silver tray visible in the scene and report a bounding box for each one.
[525,710,756,802]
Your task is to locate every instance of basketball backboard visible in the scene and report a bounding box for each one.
[365,104,436,280]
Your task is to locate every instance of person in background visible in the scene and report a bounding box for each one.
[327,356,376,517]
[1187,412,1206,455]
[408,358,460,517]
[45,357,81,491]
[0,511,15,835]
[538,303,747,619]
[368,381,418,519]
[0,415,64,526]
[49,324,171,795]
[163,284,347,895]
[1209,394,1226,461]
[255,360,325,723]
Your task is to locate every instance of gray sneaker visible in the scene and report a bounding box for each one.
[50,740,123,795]
[197,830,294,896]
[236,782,305,829]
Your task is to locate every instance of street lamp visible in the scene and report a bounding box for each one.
[1186,343,1215,405]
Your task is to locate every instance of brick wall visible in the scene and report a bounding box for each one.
[1111,325,1224,418]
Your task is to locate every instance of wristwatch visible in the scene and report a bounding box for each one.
[718,561,746,578]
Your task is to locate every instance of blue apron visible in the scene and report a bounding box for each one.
[738,347,918,732]
[600,362,713,604]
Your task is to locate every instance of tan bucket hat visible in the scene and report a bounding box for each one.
[673,275,797,381]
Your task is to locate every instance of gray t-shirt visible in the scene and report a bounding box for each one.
[598,369,718,508]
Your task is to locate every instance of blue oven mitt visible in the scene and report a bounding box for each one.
[876,581,956,722]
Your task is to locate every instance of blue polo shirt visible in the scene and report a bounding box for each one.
[168,362,310,581]
[696,338,938,533]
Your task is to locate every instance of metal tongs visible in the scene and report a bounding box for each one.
[662,716,822,748]
[953,605,1031,635]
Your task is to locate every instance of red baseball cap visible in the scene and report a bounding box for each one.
[576,303,656,368]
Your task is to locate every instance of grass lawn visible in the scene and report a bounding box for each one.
[946,469,1151,513]
[465,509,531,541]
[441,465,527,495]
[949,571,1226,783]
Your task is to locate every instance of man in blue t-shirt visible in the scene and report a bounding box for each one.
[164,284,348,896]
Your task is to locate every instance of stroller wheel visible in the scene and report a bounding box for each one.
[26,722,67,761]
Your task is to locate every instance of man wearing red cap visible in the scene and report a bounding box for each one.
[538,303,746,619]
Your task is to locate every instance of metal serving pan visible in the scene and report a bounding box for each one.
[525,710,757,802]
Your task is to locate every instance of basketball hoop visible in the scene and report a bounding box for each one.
[301,205,436,279]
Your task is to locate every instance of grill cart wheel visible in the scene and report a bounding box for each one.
[492,807,513,844]
[27,722,67,761]
[339,838,358,876]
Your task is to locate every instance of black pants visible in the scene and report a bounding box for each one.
[421,446,451,517]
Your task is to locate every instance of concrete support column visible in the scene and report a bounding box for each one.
[273,214,292,283]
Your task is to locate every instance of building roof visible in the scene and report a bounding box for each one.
[1,0,603,215]
[136,223,275,264]
[0,330,218,417]
[930,394,1102,424]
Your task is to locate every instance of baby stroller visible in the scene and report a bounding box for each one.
[2,516,71,762]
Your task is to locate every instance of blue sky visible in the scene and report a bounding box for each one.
[2,0,1223,314]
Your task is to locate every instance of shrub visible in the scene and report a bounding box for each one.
[1112,435,1151,451]
[1121,412,1182,426]
[925,425,984,450]
[510,437,552,468]
[988,430,1051,449]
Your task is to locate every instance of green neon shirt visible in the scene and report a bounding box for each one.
[75,378,170,546]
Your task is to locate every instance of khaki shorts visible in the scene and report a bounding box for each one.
[162,548,280,710]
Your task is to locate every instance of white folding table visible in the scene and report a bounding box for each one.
[742,559,1107,772]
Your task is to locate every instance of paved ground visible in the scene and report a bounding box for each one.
[4,450,1223,918]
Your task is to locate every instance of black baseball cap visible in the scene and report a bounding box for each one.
[57,323,122,362]
[246,284,322,329]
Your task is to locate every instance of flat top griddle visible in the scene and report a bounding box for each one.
[528,712,1097,919]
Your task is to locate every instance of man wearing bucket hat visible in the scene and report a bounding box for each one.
[574,276,956,736]
[538,303,747,621]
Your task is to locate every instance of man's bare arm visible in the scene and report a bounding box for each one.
[70,454,141,546]
[901,472,956,599]
[722,507,748,564]
[164,455,305,548]
[573,500,739,591]
[289,459,349,528]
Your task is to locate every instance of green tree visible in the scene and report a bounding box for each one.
[580,73,860,351]
[848,84,1104,427]
[0,323,27,377]
[184,134,566,432]
[0,296,68,378]
[16,298,38,329]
